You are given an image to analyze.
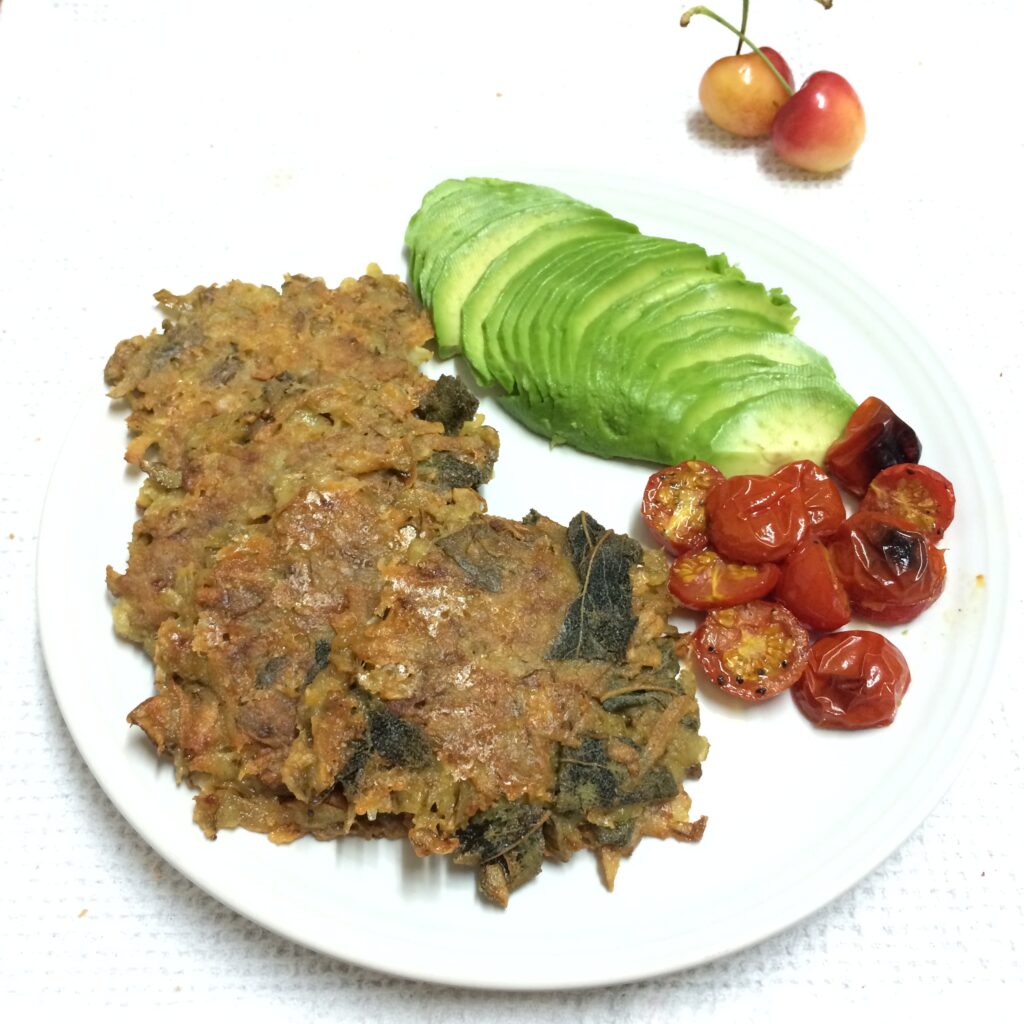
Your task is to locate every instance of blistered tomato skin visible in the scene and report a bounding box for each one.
[825,397,922,496]
[641,459,725,555]
[828,511,946,624]
[773,460,846,539]
[860,463,956,541]
[792,631,911,729]
[669,548,780,611]
[693,600,811,702]
[705,474,808,564]
[774,540,851,632]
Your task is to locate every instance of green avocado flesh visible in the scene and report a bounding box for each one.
[405,177,855,474]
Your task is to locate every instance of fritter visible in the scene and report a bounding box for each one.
[105,267,707,905]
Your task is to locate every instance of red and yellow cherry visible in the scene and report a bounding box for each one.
[699,47,795,137]
[771,71,865,173]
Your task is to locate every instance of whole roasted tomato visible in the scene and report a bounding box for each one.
[828,511,946,624]
[669,548,780,610]
[705,474,808,564]
[825,397,922,496]
[641,459,725,555]
[792,630,911,729]
[772,459,846,539]
[860,463,955,541]
[773,540,851,633]
[693,600,811,701]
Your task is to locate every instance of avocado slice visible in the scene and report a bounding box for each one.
[672,363,843,445]
[486,233,655,397]
[431,199,607,358]
[409,178,571,305]
[693,384,857,476]
[461,214,637,384]
[500,235,680,436]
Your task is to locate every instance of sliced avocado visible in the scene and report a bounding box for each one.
[614,315,792,427]
[405,176,855,474]
[673,363,844,445]
[409,179,571,304]
[486,233,656,396]
[549,240,719,410]
[432,202,622,360]
[632,278,796,337]
[461,215,637,384]
[501,236,680,437]
[692,383,857,475]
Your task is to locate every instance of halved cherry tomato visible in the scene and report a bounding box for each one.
[640,459,725,555]
[669,549,780,610]
[772,459,846,539]
[693,600,811,701]
[705,474,808,564]
[825,397,922,496]
[792,630,911,729]
[828,511,946,624]
[773,540,851,632]
[860,463,955,541]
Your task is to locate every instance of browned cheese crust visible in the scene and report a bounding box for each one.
[105,268,707,906]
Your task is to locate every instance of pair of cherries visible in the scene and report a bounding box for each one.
[683,6,865,173]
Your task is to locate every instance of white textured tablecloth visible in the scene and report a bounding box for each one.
[2,1,1022,1016]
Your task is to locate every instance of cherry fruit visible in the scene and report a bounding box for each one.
[771,71,866,173]
[699,47,795,137]
[681,4,866,173]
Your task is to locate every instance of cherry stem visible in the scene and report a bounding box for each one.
[736,0,749,55]
[680,6,795,96]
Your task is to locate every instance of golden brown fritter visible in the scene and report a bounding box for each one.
[105,268,707,905]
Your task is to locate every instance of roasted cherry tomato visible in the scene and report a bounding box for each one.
[693,600,811,701]
[773,540,851,632]
[828,511,946,624]
[705,474,808,564]
[669,549,780,611]
[792,630,911,729]
[825,397,922,496]
[640,459,725,555]
[772,459,846,539]
[860,463,955,541]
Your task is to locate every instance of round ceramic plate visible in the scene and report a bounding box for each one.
[38,171,1006,990]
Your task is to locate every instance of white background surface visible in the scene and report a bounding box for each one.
[1,0,1021,1017]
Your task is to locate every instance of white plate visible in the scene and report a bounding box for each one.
[38,171,1007,990]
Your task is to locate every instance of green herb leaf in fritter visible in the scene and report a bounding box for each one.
[455,800,548,864]
[556,736,678,814]
[303,638,333,686]
[437,522,504,592]
[546,512,642,662]
[423,452,486,490]
[414,373,479,435]
[600,638,683,713]
[366,704,432,768]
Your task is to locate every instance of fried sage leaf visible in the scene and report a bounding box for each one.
[556,736,677,814]
[547,512,642,662]
[456,800,548,907]
[600,638,683,713]
[414,374,479,435]
[367,703,432,768]
[423,451,485,490]
[476,829,546,908]
[438,522,504,592]
[303,638,332,685]
[455,800,548,864]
